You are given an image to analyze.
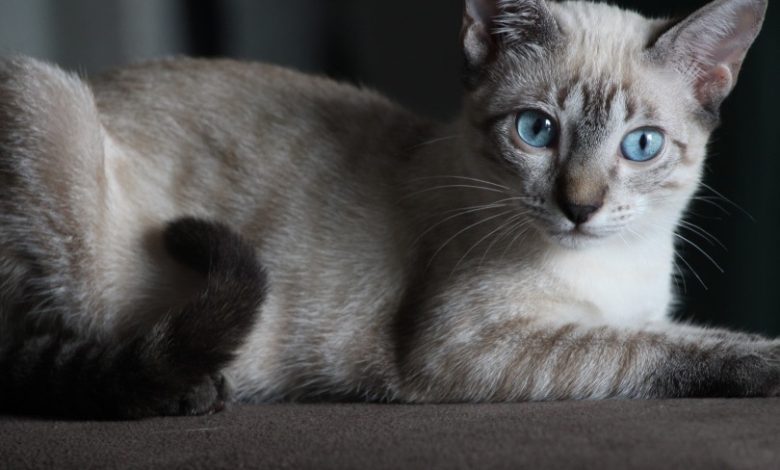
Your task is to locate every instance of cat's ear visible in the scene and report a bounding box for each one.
[650,0,767,110]
[462,0,559,85]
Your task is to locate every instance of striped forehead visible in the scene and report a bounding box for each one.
[544,2,669,128]
[555,77,657,128]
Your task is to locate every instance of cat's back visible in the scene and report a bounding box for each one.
[84,57,434,249]
[91,58,373,120]
[89,58,429,159]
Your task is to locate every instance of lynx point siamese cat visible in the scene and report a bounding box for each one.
[0,0,776,419]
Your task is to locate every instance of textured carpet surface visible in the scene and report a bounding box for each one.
[1,399,779,469]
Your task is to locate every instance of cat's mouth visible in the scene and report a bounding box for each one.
[544,224,611,249]
[523,203,613,247]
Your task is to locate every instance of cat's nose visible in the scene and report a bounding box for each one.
[555,171,608,225]
[559,201,602,225]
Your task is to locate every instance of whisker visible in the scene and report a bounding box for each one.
[676,257,688,294]
[427,209,517,269]
[647,193,731,220]
[690,196,732,216]
[683,209,724,221]
[618,232,631,250]
[673,232,724,273]
[674,250,707,290]
[480,213,528,265]
[408,135,460,150]
[438,197,522,215]
[410,175,511,191]
[414,202,511,246]
[400,184,507,201]
[675,259,688,294]
[500,220,534,260]
[451,212,530,275]
[677,219,727,250]
[699,182,755,221]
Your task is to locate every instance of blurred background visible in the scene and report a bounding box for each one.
[0,0,777,335]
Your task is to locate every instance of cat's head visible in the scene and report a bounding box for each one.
[460,0,767,249]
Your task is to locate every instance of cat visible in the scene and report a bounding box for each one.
[0,0,777,419]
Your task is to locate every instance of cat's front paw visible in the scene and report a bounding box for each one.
[767,342,780,397]
[709,341,780,397]
[166,373,231,417]
[720,346,780,397]
[654,340,780,398]
[121,373,232,419]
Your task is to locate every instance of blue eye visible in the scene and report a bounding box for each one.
[621,128,665,162]
[516,110,557,148]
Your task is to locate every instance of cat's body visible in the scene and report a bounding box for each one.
[1,0,778,418]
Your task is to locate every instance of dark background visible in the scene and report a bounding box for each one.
[1,0,777,335]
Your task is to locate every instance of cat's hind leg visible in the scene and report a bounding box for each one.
[0,58,267,418]
[0,56,108,330]
[0,218,267,419]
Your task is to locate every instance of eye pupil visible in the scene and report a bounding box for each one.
[532,119,545,135]
[639,133,648,150]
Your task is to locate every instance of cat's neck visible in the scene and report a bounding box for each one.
[543,228,677,325]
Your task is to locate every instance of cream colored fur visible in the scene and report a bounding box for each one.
[1,0,777,405]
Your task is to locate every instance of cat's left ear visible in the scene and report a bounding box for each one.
[650,0,768,110]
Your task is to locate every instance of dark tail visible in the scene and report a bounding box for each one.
[0,218,267,419]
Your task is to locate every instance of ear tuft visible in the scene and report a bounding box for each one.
[650,0,768,110]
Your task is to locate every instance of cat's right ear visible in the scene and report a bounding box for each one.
[462,0,559,88]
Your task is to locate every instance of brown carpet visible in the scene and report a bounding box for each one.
[1,399,778,469]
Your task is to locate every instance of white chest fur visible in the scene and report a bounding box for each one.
[542,236,675,327]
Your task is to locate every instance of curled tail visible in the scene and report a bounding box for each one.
[0,218,267,419]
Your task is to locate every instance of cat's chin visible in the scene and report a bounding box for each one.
[544,227,612,250]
